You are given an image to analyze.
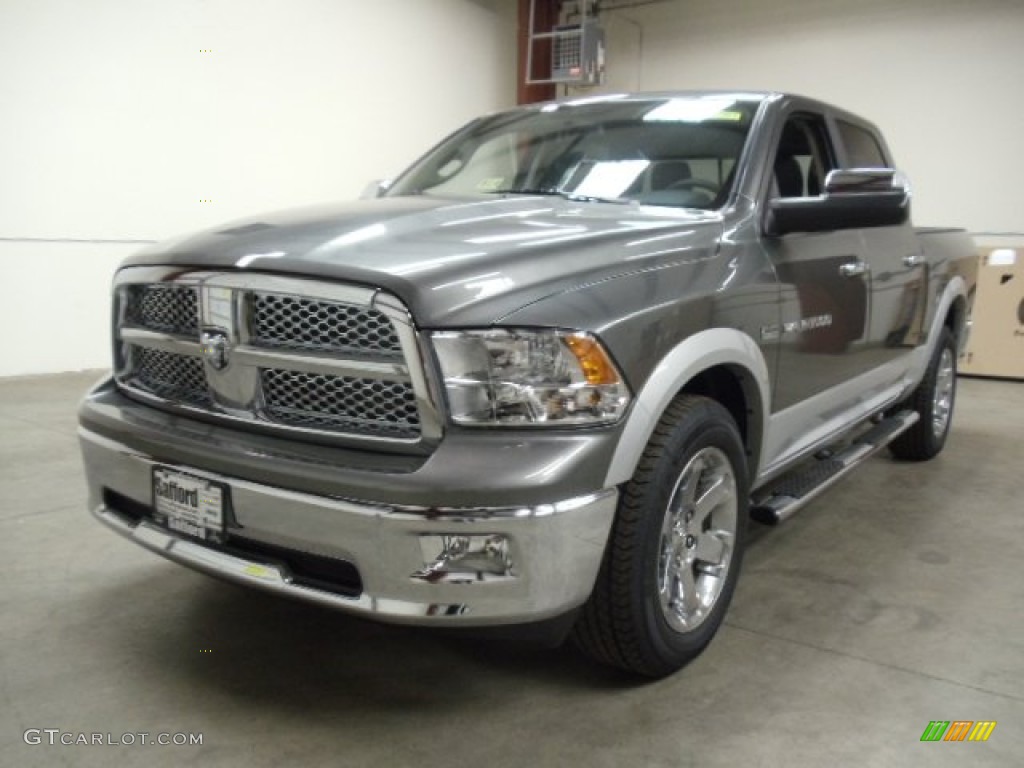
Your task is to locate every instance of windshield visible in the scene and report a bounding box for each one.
[388,95,761,209]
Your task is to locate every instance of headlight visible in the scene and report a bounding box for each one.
[431,329,631,426]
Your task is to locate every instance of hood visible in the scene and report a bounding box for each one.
[127,196,724,326]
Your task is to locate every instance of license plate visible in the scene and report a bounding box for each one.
[152,468,226,543]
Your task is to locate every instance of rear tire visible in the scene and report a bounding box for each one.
[573,395,749,677]
[890,328,957,461]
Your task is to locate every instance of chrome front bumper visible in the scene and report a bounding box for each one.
[80,428,618,626]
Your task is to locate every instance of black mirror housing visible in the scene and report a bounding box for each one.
[767,168,910,236]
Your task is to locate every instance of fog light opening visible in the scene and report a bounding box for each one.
[413,534,515,584]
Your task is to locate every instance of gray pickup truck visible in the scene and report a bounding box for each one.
[79,91,975,677]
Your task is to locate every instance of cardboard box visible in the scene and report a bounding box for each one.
[960,247,1024,380]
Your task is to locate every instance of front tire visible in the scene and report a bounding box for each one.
[573,395,749,677]
[890,328,957,461]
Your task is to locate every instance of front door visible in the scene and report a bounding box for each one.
[761,112,872,412]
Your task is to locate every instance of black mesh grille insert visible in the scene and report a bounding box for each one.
[127,346,210,406]
[124,284,199,337]
[261,368,420,438]
[251,293,401,356]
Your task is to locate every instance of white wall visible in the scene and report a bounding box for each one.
[588,0,1024,236]
[0,0,515,377]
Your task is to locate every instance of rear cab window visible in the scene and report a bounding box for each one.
[836,120,889,168]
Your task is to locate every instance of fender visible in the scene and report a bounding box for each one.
[604,327,772,488]
[904,275,968,393]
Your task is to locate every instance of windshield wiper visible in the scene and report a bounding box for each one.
[489,187,561,196]
[562,191,631,205]
[488,187,630,205]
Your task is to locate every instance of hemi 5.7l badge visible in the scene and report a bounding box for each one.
[761,314,833,340]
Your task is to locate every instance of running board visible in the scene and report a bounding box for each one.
[750,409,919,525]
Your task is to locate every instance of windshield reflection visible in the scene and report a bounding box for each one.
[388,94,761,210]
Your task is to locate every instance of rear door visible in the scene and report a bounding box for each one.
[834,117,928,364]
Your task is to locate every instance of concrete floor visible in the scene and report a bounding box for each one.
[1,372,1022,767]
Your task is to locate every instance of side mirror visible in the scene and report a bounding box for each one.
[767,168,910,236]
[359,179,392,200]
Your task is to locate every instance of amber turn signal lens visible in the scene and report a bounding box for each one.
[564,333,620,385]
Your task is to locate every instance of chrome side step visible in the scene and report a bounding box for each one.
[750,409,920,525]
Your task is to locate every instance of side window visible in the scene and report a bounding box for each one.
[836,120,888,168]
[771,114,836,199]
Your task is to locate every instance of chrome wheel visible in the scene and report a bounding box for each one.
[574,395,749,675]
[656,446,738,633]
[932,347,955,438]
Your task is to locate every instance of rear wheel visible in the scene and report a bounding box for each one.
[573,395,749,677]
[890,328,957,461]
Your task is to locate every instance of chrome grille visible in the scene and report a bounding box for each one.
[251,293,401,356]
[124,285,199,337]
[113,271,437,447]
[127,346,210,406]
[261,369,420,438]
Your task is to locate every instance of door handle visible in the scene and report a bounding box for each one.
[903,253,926,267]
[839,260,868,277]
